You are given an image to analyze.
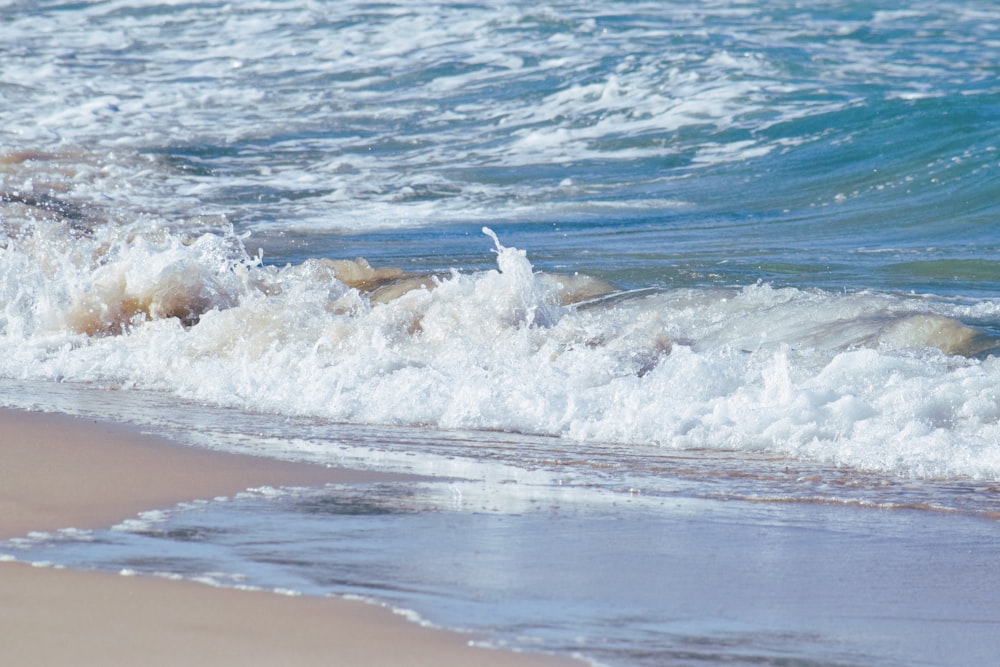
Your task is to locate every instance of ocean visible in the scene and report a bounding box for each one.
[2,1,1000,665]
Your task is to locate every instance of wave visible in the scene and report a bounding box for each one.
[5,3,999,235]
[1,207,998,479]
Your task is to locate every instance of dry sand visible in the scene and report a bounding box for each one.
[0,408,580,667]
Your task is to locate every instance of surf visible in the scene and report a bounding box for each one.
[1,211,998,479]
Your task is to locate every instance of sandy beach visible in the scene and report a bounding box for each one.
[0,408,580,667]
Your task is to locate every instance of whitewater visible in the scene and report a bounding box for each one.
[1,211,999,479]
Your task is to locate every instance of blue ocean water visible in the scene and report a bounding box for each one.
[2,2,1000,665]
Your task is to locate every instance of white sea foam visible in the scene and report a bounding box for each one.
[111,510,171,533]
[0,215,997,479]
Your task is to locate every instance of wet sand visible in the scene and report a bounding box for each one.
[0,409,580,667]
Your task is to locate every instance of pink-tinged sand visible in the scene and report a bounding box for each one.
[0,409,580,667]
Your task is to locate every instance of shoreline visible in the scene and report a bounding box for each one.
[0,408,580,667]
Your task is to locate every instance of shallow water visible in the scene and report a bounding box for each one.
[2,1,1000,665]
[5,379,1000,666]
[6,409,1000,667]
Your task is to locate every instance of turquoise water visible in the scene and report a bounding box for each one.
[2,2,1000,665]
